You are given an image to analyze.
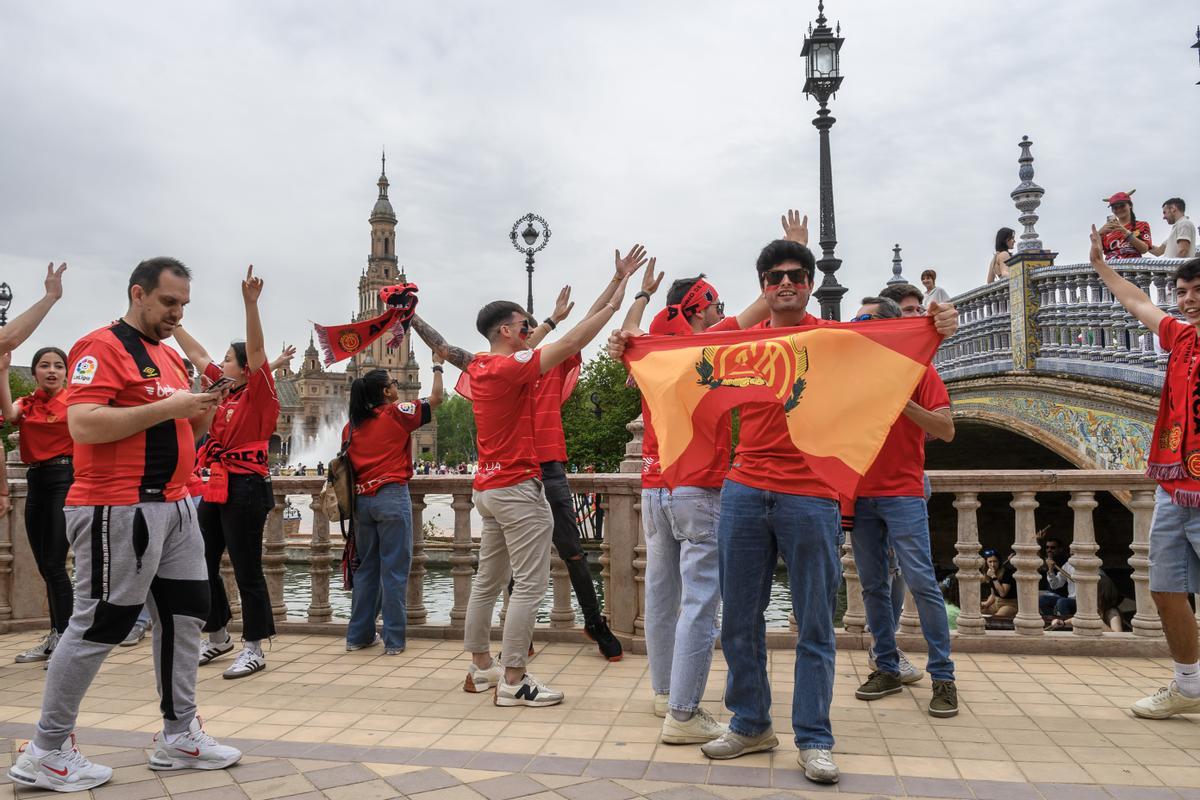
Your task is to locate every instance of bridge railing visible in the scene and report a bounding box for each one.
[935,257,1189,389]
[1,469,1193,654]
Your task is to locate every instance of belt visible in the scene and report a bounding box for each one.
[28,455,72,469]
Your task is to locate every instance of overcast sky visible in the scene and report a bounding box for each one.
[2,1,1198,392]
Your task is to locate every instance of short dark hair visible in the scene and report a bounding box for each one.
[127,257,191,302]
[32,346,68,371]
[666,274,706,306]
[1164,197,1186,213]
[1043,535,1064,547]
[1174,257,1200,285]
[920,269,937,281]
[996,227,1016,252]
[755,239,815,283]
[859,296,902,319]
[880,283,923,304]
[230,341,248,369]
[475,300,529,339]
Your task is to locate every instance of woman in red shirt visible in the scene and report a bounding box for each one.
[0,347,74,664]
[342,357,442,654]
[173,266,279,680]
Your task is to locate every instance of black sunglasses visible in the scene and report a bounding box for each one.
[714,301,725,314]
[762,268,809,286]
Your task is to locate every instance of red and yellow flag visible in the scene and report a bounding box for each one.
[623,318,942,497]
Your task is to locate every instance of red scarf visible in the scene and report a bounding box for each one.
[314,283,419,366]
[650,279,719,335]
[1147,327,1200,504]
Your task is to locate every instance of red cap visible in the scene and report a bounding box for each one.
[1103,190,1135,206]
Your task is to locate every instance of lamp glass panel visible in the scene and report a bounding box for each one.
[815,43,834,76]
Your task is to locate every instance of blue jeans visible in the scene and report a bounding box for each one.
[718,479,840,750]
[1039,592,1075,617]
[642,487,721,714]
[347,483,413,650]
[851,496,954,682]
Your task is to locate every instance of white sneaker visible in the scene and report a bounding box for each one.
[799,748,840,784]
[463,660,503,693]
[15,631,59,663]
[661,707,727,744]
[495,673,565,707]
[222,648,265,680]
[121,621,148,647]
[867,649,924,685]
[1131,681,1200,719]
[7,734,113,792]
[148,717,242,771]
[198,636,234,665]
[653,693,668,718]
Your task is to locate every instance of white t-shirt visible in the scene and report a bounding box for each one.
[1165,216,1197,259]
[924,286,952,306]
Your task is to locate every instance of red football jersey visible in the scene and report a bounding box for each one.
[856,365,950,497]
[342,400,430,495]
[65,321,195,505]
[13,389,73,464]
[468,349,543,490]
[202,362,280,476]
[727,315,839,499]
[532,353,582,464]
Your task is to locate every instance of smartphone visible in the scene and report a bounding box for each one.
[1106,215,1117,224]
[207,376,237,394]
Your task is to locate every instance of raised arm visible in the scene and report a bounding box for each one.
[541,274,634,373]
[622,258,664,333]
[172,325,213,377]
[1089,225,1167,332]
[426,349,445,411]
[527,286,575,348]
[584,245,650,317]
[410,314,476,371]
[241,264,267,372]
[0,263,65,354]
[781,210,809,245]
[270,344,297,373]
[0,352,20,425]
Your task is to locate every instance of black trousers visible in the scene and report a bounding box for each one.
[197,473,276,641]
[25,462,74,634]
[540,461,601,623]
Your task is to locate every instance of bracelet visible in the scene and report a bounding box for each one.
[634,291,651,302]
[543,317,557,331]
[431,366,443,373]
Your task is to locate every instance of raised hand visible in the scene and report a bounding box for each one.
[0,351,9,372]
[431,347,445,367]
[926,301,959,337]
[44,262,67,300]
[641,257,664,295]
[1089,225,1105,266]
[781,210,809,246]
[241,264,264,304]
[551,285,575,323]
[615,245,649,278]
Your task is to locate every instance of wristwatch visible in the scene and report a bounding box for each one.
[634,291,651,302]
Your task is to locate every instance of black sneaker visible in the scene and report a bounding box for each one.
[855,669,903,701]
[929,680,959,718]
[584,616,623,662]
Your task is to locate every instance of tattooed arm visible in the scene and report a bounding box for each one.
[409,314,476,371]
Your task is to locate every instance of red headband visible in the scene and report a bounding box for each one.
[649,279,720,336]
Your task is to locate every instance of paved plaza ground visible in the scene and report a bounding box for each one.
[0,632,1196,799]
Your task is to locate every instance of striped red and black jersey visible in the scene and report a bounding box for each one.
[64,320,195,506]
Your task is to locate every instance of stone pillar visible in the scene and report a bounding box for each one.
[898,588,921,636]
[265,486,289,623]
[550,554,575,629]
[307,492,333,624]
[1007,134,1057,372]
[1128,489,1162,637]
[620,415,644,474]
[952,492,985,636]
[408,492,428,626]
[449,491,474,631]
[1067,492,1103,637]
[605,487,639,639]
[1010,491,1044,636]
[840,530,866,633]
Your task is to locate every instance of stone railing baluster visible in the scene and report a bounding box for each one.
[898,587,921,635]
[1128,489,1162,637]
[0,482,19,632]
[550,553,575,628]
[1010,491,1043,636]
[840,530,865,633]
[220,552,240,622]
[408,491,428,626]
[952,492,985,636]
[306,491,333,624]
[449,491,475,631]
[1067,492,1103,637]
[265,486,289,623]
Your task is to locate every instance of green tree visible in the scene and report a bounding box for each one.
[435,392,476,466]
[1,369,34,452]
[562,353,642,472]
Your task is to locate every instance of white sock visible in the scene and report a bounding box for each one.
[28,742,51,757]
[669,708,694,722]
[211,627,229,644]
[246,640,263,656]
[1175,662,1200,697]
[163,730,184,744]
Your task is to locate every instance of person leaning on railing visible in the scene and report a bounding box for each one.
[986,228,1015,284]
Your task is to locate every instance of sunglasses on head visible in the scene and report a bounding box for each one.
[851,313,877,322]
[762,268,809,286]
[982,549,997,558]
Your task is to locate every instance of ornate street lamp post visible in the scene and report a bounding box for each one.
[1193,26,1199,84]
[801,1,846,320]
[0,283,11,327]
[509,213,551,316]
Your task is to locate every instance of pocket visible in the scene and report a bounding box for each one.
[669,489,718,544]
[132,508,150,574]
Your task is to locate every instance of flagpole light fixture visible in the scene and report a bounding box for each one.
[510,213,551,316]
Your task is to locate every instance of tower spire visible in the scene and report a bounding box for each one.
[381,148,386,179]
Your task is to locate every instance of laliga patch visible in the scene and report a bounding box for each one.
[398,401,416,415]
[514,350,534,364]
[72,355,98,385]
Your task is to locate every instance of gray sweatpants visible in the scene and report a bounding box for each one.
[35,499,210,750]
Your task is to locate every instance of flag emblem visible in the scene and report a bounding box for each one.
[695,335,809,412]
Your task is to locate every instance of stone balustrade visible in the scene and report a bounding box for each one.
[0,469,1193,656]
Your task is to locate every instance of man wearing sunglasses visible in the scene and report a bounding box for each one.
[845,297,959,719]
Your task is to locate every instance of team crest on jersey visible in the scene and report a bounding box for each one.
[141,365,160,378]
[226,407,235,422]
[398,401,416,415]
[514,350,534,364]
[72,355,98,385]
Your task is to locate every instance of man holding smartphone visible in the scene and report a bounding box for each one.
[10,258,242,794]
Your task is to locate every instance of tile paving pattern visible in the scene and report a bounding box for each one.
[0,633,1194,798]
